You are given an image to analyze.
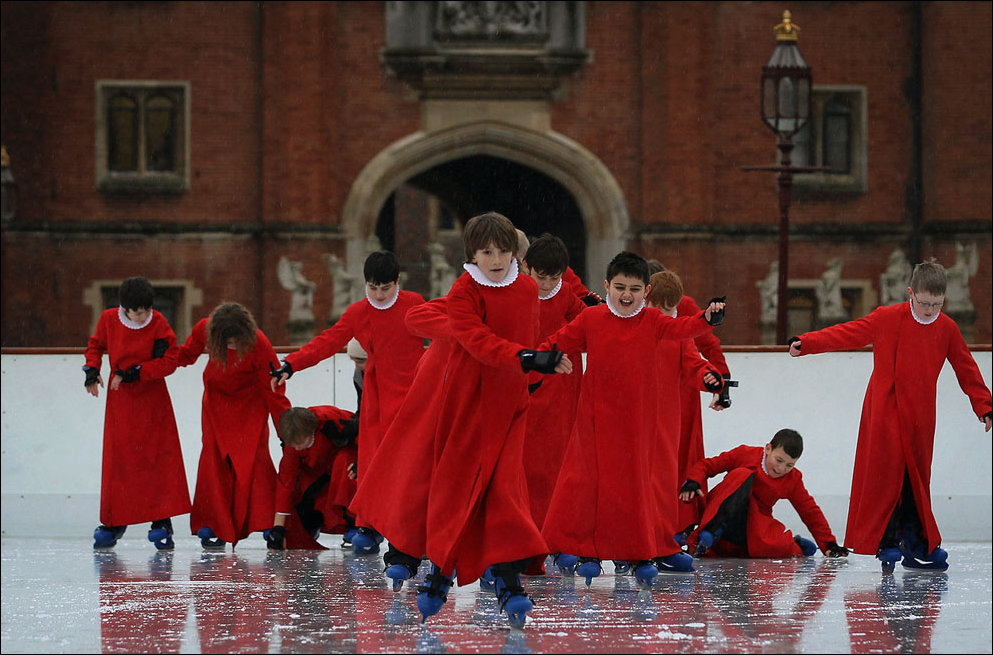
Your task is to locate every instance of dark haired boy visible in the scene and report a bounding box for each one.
[680,428,849,559]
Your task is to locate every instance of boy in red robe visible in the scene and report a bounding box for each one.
[788,258,992,570]
[173,302,291,549]
[539,251,726,588]
[270,251,425,555]
[263,405,358,550]
[85,276,191,549]
[416,212,570,629]
[680,428,849,559]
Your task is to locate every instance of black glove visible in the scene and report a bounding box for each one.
[115,365,141,383]
[787,336,801,351]
[679,479,701,501]
[340,417,359,445]
[264,525,286,550]
[83,366,100,387]
[715,375,738,409]
[826,541,850,558]
[581,292,603,306]
[703,372,723,393]
[705,296,726,326]
[270,360,293,381]
[518,346,563,374]
[152,338,169,359]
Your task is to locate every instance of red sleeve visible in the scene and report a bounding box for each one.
[679,296,730,377]
[174,318,208,367]
[275,447,302,515]
[787,470,837,550]
[945,327,993,419]
[687,444,750,484]
[405,298,452,341]
[563,266,590,298]
[285,302,358,372]
[681,339,721,391]
[540,309,589,354]
[84,312,110,370]
[134,313,180,380]
[799,311,879,354]
[256,331,292,432]
[448,281,528,370]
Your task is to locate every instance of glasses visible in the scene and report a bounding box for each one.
[913,295,944,310]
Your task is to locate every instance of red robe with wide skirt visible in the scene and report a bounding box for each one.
[539,303,717,562]
[424,267,547,585]
[176,318,290,545]
[85,308,191,527]
[795,302,991,554]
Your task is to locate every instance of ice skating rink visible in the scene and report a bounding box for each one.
[1,536,990,654]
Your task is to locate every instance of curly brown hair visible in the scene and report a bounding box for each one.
[206,302,258,366]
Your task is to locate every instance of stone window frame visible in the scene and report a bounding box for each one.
[94,80,191,195]
[791,85,868,196]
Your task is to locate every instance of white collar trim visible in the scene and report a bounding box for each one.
[118,306,153,330]
[606,295,645,318]
[538,278,563,301]
[366,285,400,310]
[909,299,939,325]
[463,259,518,288]
[760,452,770,477]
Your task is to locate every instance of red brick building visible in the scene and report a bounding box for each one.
[2,1,990,347]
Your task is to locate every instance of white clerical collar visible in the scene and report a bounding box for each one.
[463,259,518,288]
[118,306,153,330]
[366,285,400,310]
[606,295,646,318]
[761,452,770,477]
[909,299,939,325]
[539,278,563,301]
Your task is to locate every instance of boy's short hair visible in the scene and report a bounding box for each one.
[463,212,518,261]
[207,302,258,365]
[523,233,570,275]
[119,277,155,311]
[770,428,803,459]
[646,259,666,277]
[363,251,400,285]
[516,229,531,259]
[606,251,650,285]
[647,270,683,308]
[279,406,321,448]
[346,338,367,360]
[910,258,947,296]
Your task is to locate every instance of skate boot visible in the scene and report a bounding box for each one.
[576,557,602,586]
[654,551,695,573]
[633,560,658,588]
[416,564,453,623]
[552,552,579,575]
[93,524,127,549]
[341,526,359,549]
[794,535,817,557]
[385,560,420,592]
[197,526,226,550]
[694,526,723,558]
[351,527,383,555]
[147,518,175,550]
[612,560,631,576]
[479,566,496,591]
[876,545,902,571]
[494,572,534,629]
[899,532,949,571]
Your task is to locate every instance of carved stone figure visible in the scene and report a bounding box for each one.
[879,248,912,306]
[816,257,847,324]
[944,241,978,316]
[277,256,317,324]
[756,261,779,325]
[428,241,457,298]
[323,253,357,324]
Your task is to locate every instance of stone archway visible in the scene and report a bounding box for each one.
[340,121,629,285]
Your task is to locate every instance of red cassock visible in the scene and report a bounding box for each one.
[175,318,290,545]
[539,304,716,562]
[274,405,357,549]
[424,270,547,585]
[85,308,191,527]
[654,324,722,550]
[676,295,730,532]
[796,302,992,554]
[349,297,452,560]
[523,280,586,529]
[284,291,425,500]
[685,445,837,557]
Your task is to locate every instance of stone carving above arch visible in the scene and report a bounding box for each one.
[340,121,628,282]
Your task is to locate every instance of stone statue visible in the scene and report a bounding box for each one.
[428,241,456,298]
[816,257,847,324]
[945,241,978,315]
[756,261,779,325]
[323,253,357,324]
[277,256,316,324]
[879,248,912,306]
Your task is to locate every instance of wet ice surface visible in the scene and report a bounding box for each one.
[2,538,990,654]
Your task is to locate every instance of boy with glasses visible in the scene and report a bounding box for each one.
[788,258,992,571]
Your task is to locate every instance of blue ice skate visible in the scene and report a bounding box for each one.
[197,526,226,550]
[633,561,658,588]
[613,560,631,575]
[147,518,175,550]
[899,532,949,571]
[794,535,817,557]
[93,525,126,549]
[385,562,419,592]
[341,526,359,549]
[351,527,383,555]
[654,552,695,573]
[876,546,902,571]
[576,558,602,586]
[495,573,534,629]
[479,566,496,591]
[553,552,579,575]
[694,527,722,557]
[416,564,453,623]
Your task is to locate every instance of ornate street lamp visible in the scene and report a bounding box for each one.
[744,11,824,345]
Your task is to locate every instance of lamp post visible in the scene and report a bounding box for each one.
[743,11,824,344]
